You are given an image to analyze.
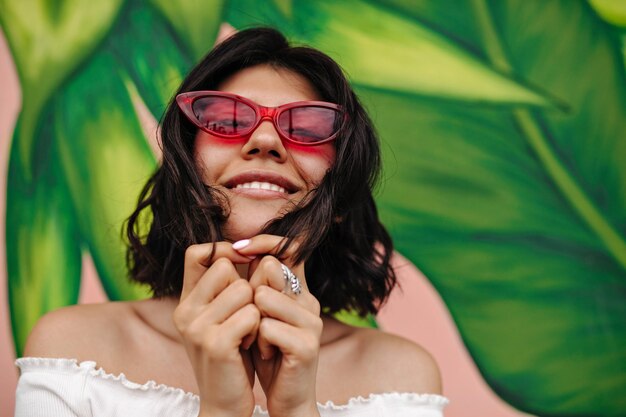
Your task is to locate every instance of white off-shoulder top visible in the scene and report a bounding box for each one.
[15,358,449,416]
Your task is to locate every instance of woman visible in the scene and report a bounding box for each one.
[15,28,448,417]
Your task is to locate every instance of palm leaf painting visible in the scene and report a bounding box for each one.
[2,1,625,416]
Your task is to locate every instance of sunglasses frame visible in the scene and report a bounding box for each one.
[176,91,345,146]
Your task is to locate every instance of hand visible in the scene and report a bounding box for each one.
[173,243,260,417]
[233,235,323,417]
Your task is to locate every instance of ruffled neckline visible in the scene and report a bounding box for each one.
[16,357,449,413]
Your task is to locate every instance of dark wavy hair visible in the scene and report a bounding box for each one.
[125,27,396,317]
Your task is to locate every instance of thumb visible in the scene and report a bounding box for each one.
[241,348,256,388]
[251,343,277,394]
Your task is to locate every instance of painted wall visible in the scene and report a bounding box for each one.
[2,1,626,416]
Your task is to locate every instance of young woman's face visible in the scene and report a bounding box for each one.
[194,64,336,240]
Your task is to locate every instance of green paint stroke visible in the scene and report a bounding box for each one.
[0,0,124,181]
[149,0,226,61]
[309,0,554,106]
[588,0,626,27]
[471,0,626,271]
[272,0,293,18]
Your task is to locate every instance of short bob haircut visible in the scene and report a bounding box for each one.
[126,27,396,317]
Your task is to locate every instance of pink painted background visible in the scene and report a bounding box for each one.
[0,29,528,417]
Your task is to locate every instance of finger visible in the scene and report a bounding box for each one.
[201,279,254,324]
[178,298,258,352]
[182,242,254,301]
[217,303,261,352]
[257,317,320,362]
[174,259,243,331]
[240,347,255,387]
[184,257,240,306]
[241,331,257,351]
[247,258,289,360]
[248,256,293,293]
[231,235,300,260]
[254,285,322,326]
[256,330,277,361]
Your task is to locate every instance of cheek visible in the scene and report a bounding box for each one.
[291,144,336,183]
[193,133,239,181]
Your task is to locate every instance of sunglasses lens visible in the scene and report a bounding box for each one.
[191,96,256,136]
[278,106,342,143]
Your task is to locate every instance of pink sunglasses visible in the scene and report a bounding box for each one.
[176,91,344,146]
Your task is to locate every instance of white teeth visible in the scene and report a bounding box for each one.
[234,182,286,193]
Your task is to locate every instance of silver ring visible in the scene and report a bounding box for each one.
[280,264,302,295]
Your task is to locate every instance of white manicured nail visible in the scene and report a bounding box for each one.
[232,239,250,250]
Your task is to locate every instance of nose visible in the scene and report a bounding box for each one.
[240,118,287,162]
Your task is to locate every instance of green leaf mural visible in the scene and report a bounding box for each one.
[3,0,224,356]
[360,1,626,416]
[7,114,82,356]
[148,0,226,61]
[4,0,626,416]
[0,0,124,179]
[227,0,556,106]
[53,49,156,301]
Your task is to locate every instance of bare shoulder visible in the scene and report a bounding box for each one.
[22,302,133,361]
[351,327,442,395]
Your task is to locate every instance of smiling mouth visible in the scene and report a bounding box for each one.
[233,181,287,194]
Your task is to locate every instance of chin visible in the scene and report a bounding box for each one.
[222,199,292,241]
[222,217,278,241]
